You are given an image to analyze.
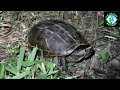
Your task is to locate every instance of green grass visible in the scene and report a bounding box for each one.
[0,43,79,79]
[58,11,64,20]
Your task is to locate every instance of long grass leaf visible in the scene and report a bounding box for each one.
[12,68,30,79]
[65,75,79,79]
[39,62,47,74]
[5,67,17,75]
[0,64,5,79]
[21,61,36,67]
[8,63,17,74]
[48,70,59,76]
[5,76,12,79]
[28,47,38,61]
[17,47,25,73]
[12,71,29,79]
[40,49,44,61]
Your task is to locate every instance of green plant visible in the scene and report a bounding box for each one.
[58,11,64,20]
[1,46,59,79]
[98,50,110,64]
[0,43,79,79]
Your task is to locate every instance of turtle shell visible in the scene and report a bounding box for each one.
[28,20,90,57]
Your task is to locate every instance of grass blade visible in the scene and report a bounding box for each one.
[0,64,5,79]
[6,66,17,75]
[5,76,12,79]
[12,67,30,79]
[6,63,18,75]
[53,56,59,65]
[21,61,36,67]
[47,62,58,76]
[40,49,44,61]
[58,11,64,20]
[39,62,47,74]
[65,75,79,79]
[48,70,59,76]
[12,71,29,79]
[17,47,25,74]
[28,47,38,61]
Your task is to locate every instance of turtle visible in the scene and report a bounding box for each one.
[28,20,95,73]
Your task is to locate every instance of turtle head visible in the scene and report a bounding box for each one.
[71,44,95,61]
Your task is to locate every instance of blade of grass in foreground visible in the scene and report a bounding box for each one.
[0,64,5,79]
[6,63,17,75]
[58,11,64,20]
[12,68,30,79]
[28,47,38,61]
[17,47,25,74]
[39,62,47,74]
[21,61,36,67]
[65,75,80,79]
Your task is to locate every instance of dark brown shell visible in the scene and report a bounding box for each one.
[28,20,89,56]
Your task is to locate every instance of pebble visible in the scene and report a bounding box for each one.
[109,59,120,70]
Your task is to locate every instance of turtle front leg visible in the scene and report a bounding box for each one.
[60,57,74,75]
[60,57,68,72]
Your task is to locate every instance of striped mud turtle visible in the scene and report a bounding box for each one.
[28,20,95,73]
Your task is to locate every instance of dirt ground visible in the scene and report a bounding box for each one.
[0,11,120,79]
